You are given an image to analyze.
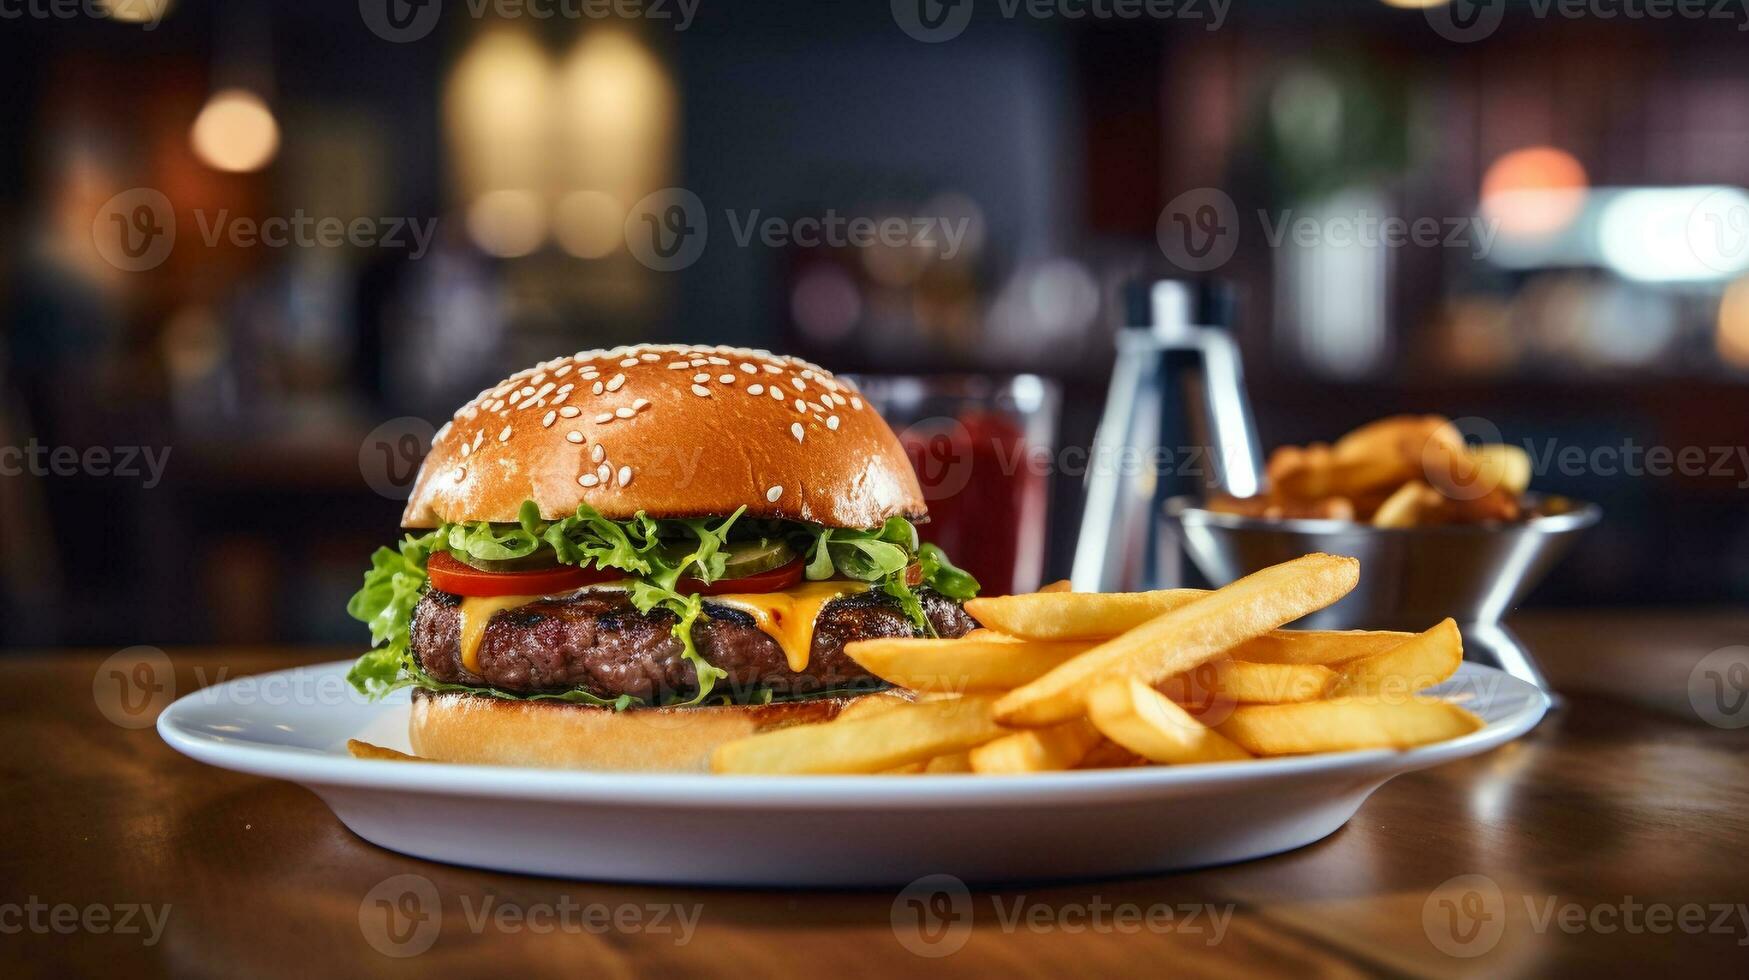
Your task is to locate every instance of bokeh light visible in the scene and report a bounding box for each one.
[1480,146,1588,240]
[189,89,279,173]
[468,189,547,258]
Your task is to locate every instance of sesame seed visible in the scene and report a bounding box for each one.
[770,388,784,401]
[606,374,625,392]
[619,358,639,368]
[460,443,471,457]
[553,391,570,405]
[555,364,572,377]
[719,374,736,384]
[708,357,729,366]
[668,361,690,370]
[560,406,581,418]
[790,377,807,391]
[579,474,599,488]
[693,373,710,383]
[763,364,782,375]
[597,463,611,482]
[851,397,863,410]
[766,485,783,502]
[472,431,484,449]
[499,425,512,442]
[794,399,807,413]
[566,431,584,444]
[542,410,557,427]
[614,406,635,419]
[520,386,536,398]
[617,466,632,487]
[536,382,555,399]
[791,422,805,442]
[690,358,707,366]
[591,444,605,463]
[639,352,659,362]
[748,383,764,395]
[691,384,711,397]
[740,363,757,374]
[592,381,604,395]
[808,401,825,412]
[633,398,649,410]
[595,413,614,424]
[827,415,840,430]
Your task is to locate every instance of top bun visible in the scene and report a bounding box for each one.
[402,344,926,530]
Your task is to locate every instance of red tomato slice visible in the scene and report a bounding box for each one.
[426,552,623,598]
[680,558,805,596]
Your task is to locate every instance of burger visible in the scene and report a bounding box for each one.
[346,344,981,771]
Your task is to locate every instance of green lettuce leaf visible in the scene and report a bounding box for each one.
[345,502,976,706]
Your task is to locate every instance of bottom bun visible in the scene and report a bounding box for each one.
[409,689,865,772]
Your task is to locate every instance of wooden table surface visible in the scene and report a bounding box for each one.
[4,610,1747,978]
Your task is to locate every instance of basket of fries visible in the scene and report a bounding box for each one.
[1166,416,1600,690]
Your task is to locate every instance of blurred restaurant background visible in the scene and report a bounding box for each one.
[3,0,1748,649]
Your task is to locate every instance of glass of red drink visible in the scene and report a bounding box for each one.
[847,375,1059,596]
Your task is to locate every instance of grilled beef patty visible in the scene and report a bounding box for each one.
[411,587,976,702]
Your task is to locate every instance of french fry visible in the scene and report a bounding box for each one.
[1160,660,1336,704]
[711,695,1006,774]
[924,751,973,773]
[1215,698,1484,755]
[1372,480,1440,528]
[959,629,1019,642]
[1470,443,1531,498]
[844,637,1093,692]
[1037,579,1073,593]
[1328,618,1463,699]
[964,589,1205,640]
[993,554,1361,727]
[1074,739,1149,769]
[833,690,915,722]
[1228,629,1414,666]
[1087,678,1251,765]
[969,719,1102,774]
[346,739,429,763]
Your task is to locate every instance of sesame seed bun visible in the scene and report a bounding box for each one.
[401,344,926,529]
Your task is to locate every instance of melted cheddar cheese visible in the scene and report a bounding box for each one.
[456,594,542,674]
[708,581,870,672]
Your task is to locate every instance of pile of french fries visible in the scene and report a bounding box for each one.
[709,553,1484,775]
[1207,415,1532,526]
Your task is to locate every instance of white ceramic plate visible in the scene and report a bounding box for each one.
[158,661,1546,885]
